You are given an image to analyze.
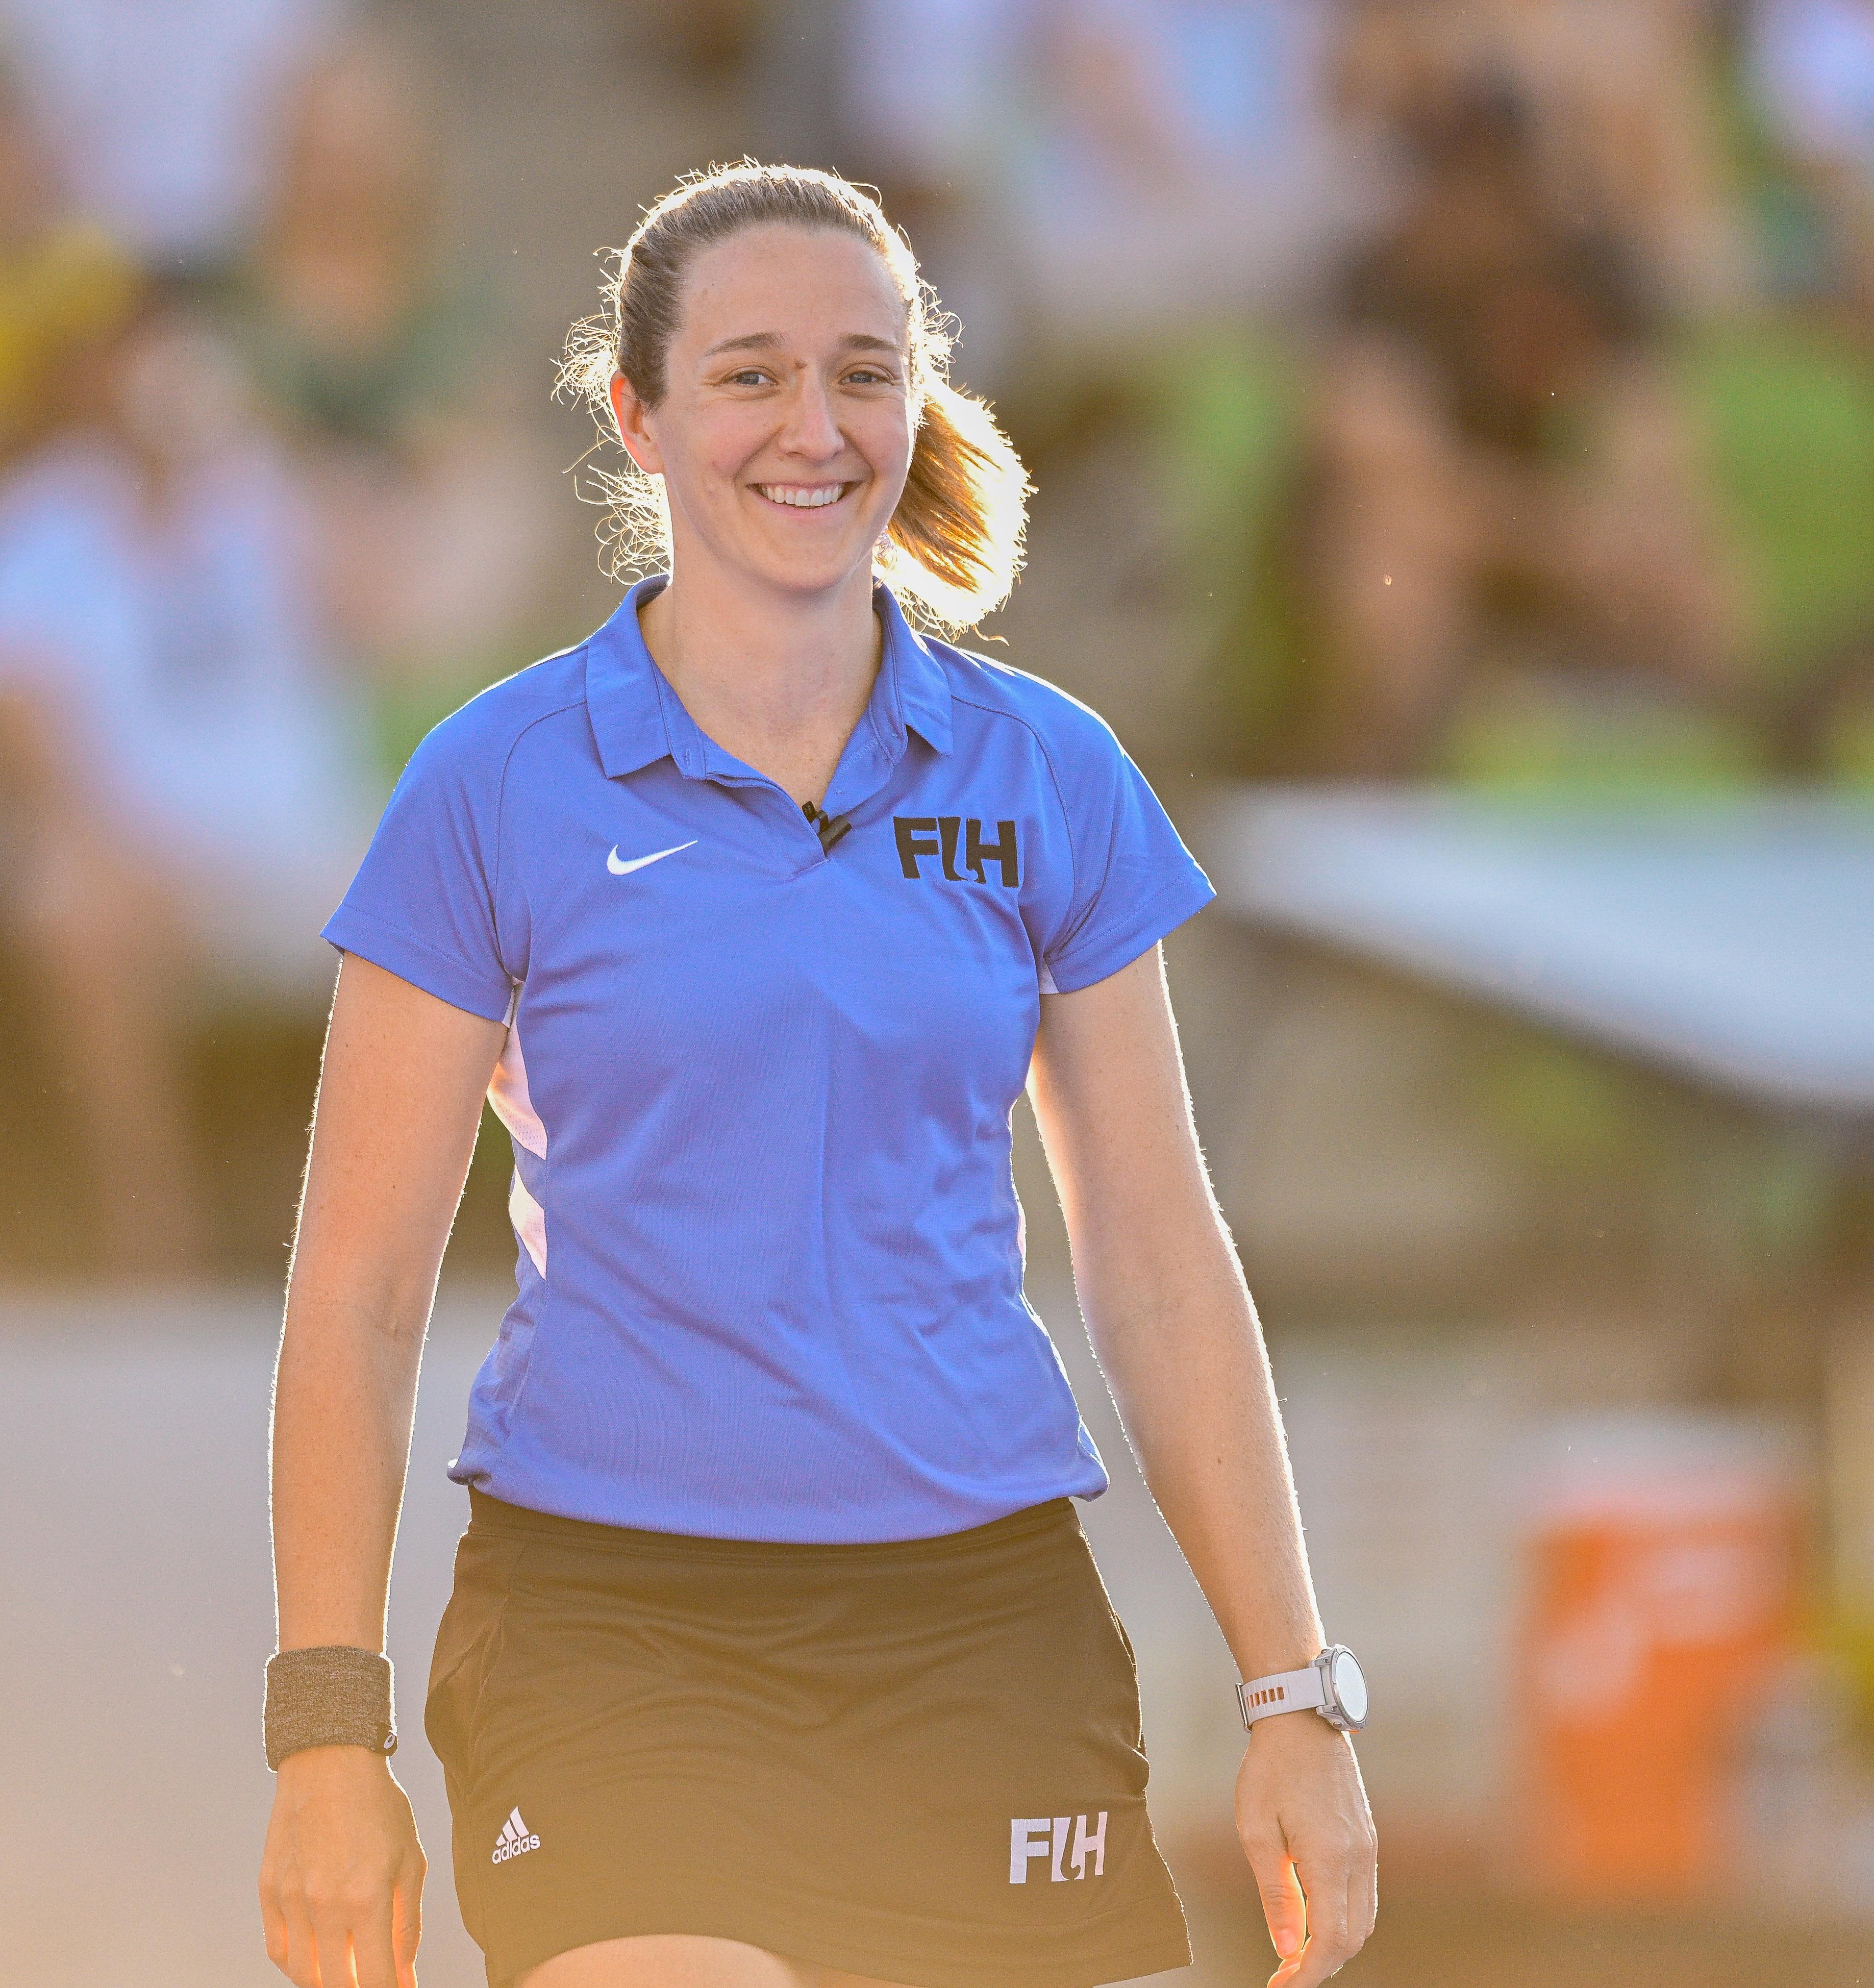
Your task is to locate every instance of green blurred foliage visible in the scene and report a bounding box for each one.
[1676,320,1874,677]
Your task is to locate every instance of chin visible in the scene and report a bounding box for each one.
[747,540,876,599]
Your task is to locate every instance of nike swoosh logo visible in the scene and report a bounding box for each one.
[607,839,696,876]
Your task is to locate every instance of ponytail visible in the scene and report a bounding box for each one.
[881,375,1030,631]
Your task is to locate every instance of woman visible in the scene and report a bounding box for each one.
[240,28,561,738]
[0,280,375,1273]
[259,163,1375,1988]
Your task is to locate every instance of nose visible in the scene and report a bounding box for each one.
[777,370,842,463]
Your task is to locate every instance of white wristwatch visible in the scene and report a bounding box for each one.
[1237,1646,1369,1734]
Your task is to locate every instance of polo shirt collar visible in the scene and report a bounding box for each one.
[874,578,955,757]
[584,576,680,779]
[584,573,954,781]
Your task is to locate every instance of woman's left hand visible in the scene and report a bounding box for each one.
[1234,1712,1377,1986]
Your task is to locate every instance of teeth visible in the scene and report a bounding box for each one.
[758,485,843,508]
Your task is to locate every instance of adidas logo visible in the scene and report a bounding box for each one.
[491,1807,541,1865]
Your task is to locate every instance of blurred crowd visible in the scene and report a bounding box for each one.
[0,1,564,1271]
[5,0,1874,1274]
[753,0,1874,791]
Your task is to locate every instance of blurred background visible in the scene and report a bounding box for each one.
[1,2,1871,1983]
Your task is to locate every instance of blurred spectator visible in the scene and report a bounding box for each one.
[1653,3,1874,782]
[816,0,1030,391]
[627,0,763,79]
[238,28,561,762]
[0,61,141,465]
[1338,0,1751,314]
[1745,0,1874,305]
[1010,2,1367,368]
[0,284,374,1273]
[0,0,350,278]
[791,2,1364,414]
[833,0,1023,216]
[1268,80,1751,778]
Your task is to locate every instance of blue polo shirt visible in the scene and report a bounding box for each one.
[324,576,1215,1542]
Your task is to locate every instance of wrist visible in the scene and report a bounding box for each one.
[275,1741,397,1774]
[1222,1614,1327,1684]
[1236,1645,1369,1735]
[1228,1641,1324,1681]
[263,1646,397,1772]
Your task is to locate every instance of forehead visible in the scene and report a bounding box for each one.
[673,224,909,351]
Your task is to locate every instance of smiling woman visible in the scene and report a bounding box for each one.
[261,159,1373,1988]
[558,162,1028,634]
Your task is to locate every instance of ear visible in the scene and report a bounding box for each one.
[609,371,664,476]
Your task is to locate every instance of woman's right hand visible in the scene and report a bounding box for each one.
[260,1747,426,1988]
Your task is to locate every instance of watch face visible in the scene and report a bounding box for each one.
[1330,1649,1368,1726]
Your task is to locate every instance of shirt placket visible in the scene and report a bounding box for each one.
[651,664,908,863]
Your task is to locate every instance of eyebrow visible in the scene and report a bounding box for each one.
[701,331,904,359]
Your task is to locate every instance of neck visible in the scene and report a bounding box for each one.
[635,554,883,805]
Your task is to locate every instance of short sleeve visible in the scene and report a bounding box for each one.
[320,715,520,1022]
[1040,726,1216,994]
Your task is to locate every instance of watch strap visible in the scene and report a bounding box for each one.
[1236,1659,1328,1728]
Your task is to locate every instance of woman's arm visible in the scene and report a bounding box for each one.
[1028,946,1377,1988]
[261,953,506,1988]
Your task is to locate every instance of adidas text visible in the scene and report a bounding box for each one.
[492,1807,540,1865]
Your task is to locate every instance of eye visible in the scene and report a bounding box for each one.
[844,366,896,387]
[724,368,770,387]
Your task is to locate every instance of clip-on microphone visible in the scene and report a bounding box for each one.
[802,799,853,854]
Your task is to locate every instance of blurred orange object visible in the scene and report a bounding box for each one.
[1511,1418,1805,1901]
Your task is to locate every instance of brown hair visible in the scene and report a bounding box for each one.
[560,161,1029,632]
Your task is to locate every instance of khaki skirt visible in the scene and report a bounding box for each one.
[426,1490,1189,1988]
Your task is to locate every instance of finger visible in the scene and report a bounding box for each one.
[260,1873,291,1975]
[281,1894,324,1988]
[1282,1853,1354,1988]
[393,1853,424,1988]
[309,1905,360,1988]
[1242,1835,1307,1975]
[349,1895,403,1988]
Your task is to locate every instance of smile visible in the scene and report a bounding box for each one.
[754,483,850,510]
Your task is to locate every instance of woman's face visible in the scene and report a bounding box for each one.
[611,224,916,604]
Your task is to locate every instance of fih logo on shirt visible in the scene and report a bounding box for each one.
[1010,1812,1107,1882]
[894,816,1019,885]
